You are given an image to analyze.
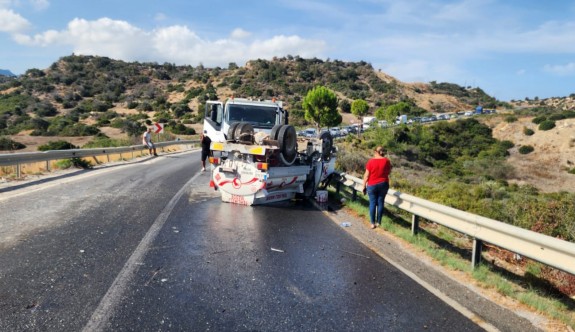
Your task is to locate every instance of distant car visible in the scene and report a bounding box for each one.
[329,127,340,137]
[344,125,357,134]
[303,128,317,137]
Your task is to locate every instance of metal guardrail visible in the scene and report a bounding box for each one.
[0,140,199,176]
[332,172,575,276]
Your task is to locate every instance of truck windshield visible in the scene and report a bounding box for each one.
[228,104,278,129]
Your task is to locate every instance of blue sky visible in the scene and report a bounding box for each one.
[1,0,574,101]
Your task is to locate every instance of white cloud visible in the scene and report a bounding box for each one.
[543,63,575,76]
[248,35,325,60]
[230,28,250,39]
[12,17,326,67]
[0,8,30,33]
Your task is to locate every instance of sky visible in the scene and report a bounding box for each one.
[1,0,574,102]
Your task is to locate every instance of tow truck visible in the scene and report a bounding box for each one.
[203,98,335,205]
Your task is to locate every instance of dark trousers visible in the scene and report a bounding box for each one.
[367,181,390,224]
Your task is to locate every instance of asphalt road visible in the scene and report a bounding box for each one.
[0,150,532,331]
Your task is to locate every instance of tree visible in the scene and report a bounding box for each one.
[351,99,369,121]
[339,99,351,113]
[302,86,341,130]
[383,101,411,124]
[351,99,369,135]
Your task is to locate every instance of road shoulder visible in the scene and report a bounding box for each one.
[316,200,553,332]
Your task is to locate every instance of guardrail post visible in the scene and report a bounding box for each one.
[472,238,483,269]
[411,214,420,235]
[106,154,110,163]
[46,160,51,172]
[16,164,21,178]
[351,189,357,201]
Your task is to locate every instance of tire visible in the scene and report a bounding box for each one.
[227,122,240,141]
[270,124,282,141]
[319,131,333,160]
[277,125,297,165]
[236,122,254,144]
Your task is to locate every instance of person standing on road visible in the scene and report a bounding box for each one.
[200,133,211,171]
[142,128,158,156]
[362,146,392,229]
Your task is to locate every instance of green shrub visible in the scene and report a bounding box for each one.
[568,168,575,175]
[335,146,368,175]
[82,136,132,148]
[532,116,547,124]
[38,140,77,151]
[0,136,26,150]
[505,115,517,123]
[548,113,566,121]
[170,123,196,135]
[523,127,535,136]
[538,120,556,131]
[55,158,92,169]
[499,140,515,150]
[518,145,534,154]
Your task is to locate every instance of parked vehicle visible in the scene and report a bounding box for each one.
[204,98,336,205]
[303,128,317,138]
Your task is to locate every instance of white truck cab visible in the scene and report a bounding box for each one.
[203,98,287,142]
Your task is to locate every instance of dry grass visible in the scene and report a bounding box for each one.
[486,116,575,193]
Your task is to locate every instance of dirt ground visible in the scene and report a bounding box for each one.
[484,117,575,193]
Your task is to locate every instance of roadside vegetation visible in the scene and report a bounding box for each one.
[333,117,575,328]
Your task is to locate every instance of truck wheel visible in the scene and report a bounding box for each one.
[319,131,333,160]
[278,125,297,164]
[236,122,254,144]
[227,122,240,141]
[270,124,282,141]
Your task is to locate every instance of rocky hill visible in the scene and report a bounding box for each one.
[0,55,503,150]
[2,55,575,193]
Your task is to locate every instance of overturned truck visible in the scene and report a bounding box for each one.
[203,98,336,205]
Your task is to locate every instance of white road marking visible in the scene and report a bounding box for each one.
[82,171,202,332]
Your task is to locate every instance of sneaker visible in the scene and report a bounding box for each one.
[370,224,376,229]
[154,153,158,156]
[202,167,206,172]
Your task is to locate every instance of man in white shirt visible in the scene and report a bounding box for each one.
[142,128,158,156]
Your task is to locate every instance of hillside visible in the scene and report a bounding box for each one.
[485,116,575,193]
[0,55,501,146]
